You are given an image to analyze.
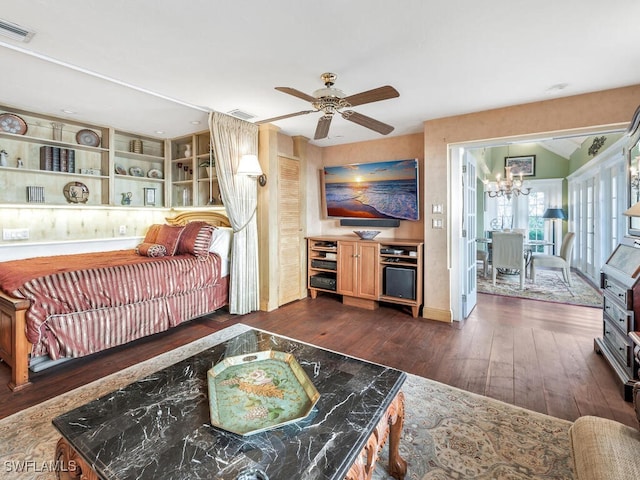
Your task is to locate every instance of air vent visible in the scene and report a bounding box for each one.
[227,109,256,121]
[0,18,35,42]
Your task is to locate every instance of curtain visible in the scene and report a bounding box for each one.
[208,111,259,314]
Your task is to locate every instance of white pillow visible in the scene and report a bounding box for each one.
[209,227,233,258]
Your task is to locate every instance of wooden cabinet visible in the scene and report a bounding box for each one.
[0,104,170,207]
[307,236,423,317]
[170,131,221,207]
[338,240,380,307]
[595,241,640,401]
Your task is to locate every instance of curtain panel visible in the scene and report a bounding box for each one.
[208,111,259,315]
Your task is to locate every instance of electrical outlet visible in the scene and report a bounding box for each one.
[2,228,29,240]
[119,225,127,235]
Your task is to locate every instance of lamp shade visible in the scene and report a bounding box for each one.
[542,208,566,220]
[624,201,640,217]
[236,154,263,176]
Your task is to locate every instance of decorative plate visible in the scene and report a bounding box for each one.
[63,182,89,204]
[129,166,144,177]
[76,129,100,147]
[115,164,127,175]
[147,168,163,179]
[207,350,320,436]
[0,113,28,135]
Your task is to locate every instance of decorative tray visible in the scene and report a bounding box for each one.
[207,350,320,436]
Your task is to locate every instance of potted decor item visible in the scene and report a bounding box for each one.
[200,158,216,178]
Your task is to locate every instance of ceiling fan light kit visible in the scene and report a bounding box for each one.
[257,73,399,140]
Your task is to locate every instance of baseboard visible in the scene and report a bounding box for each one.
[421,306,452,323]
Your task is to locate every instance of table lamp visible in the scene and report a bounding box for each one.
[542,207,566,255]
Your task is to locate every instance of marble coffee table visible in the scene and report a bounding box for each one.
[53,328,407,480]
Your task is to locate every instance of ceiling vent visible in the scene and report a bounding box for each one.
[0,18,35,43]
[228,109,256,121]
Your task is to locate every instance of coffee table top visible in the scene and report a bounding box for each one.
[53,328,406,480]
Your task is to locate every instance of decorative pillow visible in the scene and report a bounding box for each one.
[155,225,185,256]
[143,224,163,244]
[177,221,216,257]
[135,243,167,257]
[209,226,233,259]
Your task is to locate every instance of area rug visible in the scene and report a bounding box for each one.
[0,324,574,480]
[478,268,602,308]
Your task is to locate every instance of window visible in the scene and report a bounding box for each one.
[528,191,546,252]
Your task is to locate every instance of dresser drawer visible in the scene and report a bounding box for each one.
[602,278,632,310]
[603,320,634,375]
[603,295,635,334]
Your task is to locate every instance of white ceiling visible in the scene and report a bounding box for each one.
[1,0,639,145]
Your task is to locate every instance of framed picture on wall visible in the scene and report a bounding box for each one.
[505,155,535,176]
[144,187,156,206]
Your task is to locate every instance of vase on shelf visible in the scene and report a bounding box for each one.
[51,122,64,141]
[0,150,7,167]
[184,144,192,158]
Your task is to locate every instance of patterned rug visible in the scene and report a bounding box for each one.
[0,324,574,480]
[478,268,602,308]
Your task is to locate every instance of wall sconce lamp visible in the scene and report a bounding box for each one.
[237,154,267,186]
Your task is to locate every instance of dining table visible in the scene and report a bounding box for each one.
[476,237,554,274]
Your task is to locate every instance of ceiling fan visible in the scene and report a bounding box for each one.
[256,73,400,140]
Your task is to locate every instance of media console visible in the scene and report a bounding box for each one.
[307,236,424,317]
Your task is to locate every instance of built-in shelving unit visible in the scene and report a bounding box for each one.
[170,131,221,208]
[0,104,183,208]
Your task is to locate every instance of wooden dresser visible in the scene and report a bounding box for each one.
[595,240,640,400]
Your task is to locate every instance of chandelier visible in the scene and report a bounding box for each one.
[484,166,531,201]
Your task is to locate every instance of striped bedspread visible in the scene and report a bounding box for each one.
[0,251,225,360]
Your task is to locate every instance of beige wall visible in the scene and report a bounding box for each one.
[423,84,640,322]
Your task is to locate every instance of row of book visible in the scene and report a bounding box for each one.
[40,146,76,173]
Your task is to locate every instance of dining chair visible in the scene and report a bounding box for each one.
[477,249,489,277]
[491,232,526,289]
[530,232,576,286]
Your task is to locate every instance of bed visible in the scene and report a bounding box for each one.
[0,211,233,391]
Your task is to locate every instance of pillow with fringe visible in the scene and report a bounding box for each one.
[177,221,216,258]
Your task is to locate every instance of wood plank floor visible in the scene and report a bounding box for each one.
[0,293,636,428]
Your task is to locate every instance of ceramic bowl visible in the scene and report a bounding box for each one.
[354,230,381,240]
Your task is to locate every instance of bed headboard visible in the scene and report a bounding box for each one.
[165,211,232,228]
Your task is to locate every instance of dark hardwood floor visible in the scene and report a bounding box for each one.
[0,293,636,428]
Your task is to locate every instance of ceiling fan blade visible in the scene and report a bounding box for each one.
[341,110,394,135]
[275,87,317,103]
[314,115,333,140]
[255,110,315,124]
[343,86,399,107]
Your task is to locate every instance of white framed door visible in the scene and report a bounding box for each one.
[462,151,478,317]
[450,146,478,320]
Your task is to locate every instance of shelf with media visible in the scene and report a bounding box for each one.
[0,104,176,207]
[306,236,423,317]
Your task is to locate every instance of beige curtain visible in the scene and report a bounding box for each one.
[208,111,259,314]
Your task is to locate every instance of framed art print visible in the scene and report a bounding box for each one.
[144,187,156,206]
[505,155,535,176]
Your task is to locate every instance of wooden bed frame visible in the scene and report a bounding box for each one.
[0,211,231,391]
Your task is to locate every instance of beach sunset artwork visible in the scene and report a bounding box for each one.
[323,159,419,221]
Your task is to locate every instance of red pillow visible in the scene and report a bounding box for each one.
[177,221,216,257]
[143,224,163,244]
[155,225,185,256]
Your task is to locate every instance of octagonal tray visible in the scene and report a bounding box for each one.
[207,350,320,436]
